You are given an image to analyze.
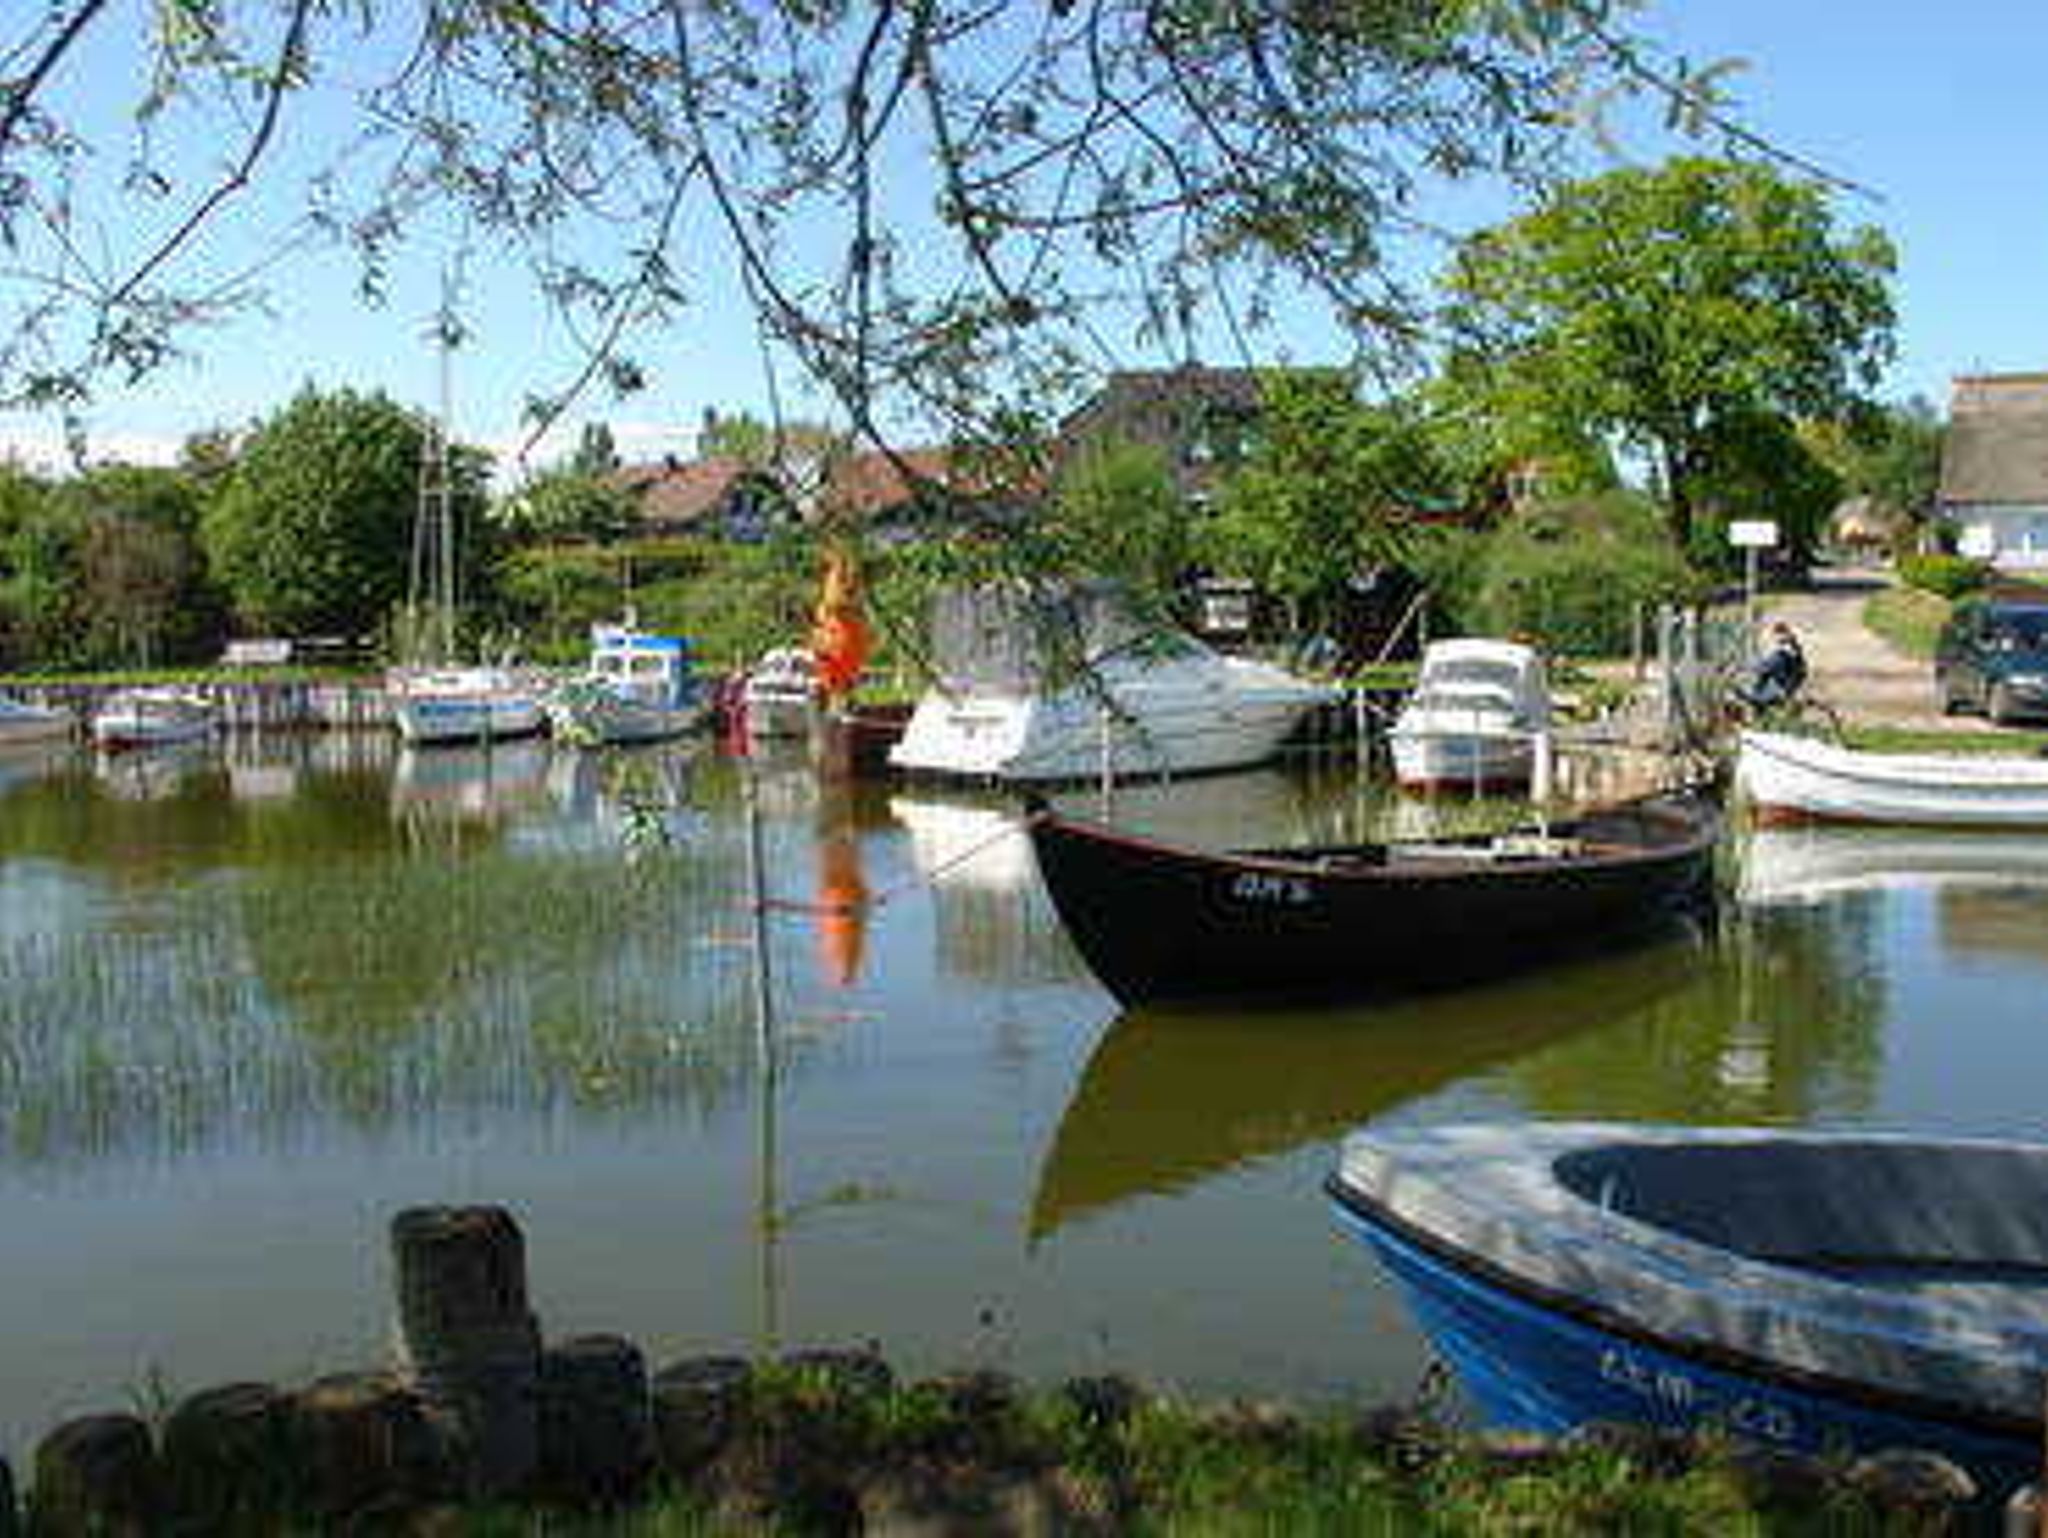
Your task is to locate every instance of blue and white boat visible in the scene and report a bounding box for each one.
[547,623,703,747]
[1329,1122,2048,1494]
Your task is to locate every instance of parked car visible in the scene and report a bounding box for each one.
[1934,596,2048,723]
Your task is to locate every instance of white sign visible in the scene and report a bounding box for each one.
[1959,527,1997,560]
[1729,520,1779,550]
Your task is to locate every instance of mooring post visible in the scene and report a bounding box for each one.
[390,1205,541,1500]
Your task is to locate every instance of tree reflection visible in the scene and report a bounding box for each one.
[1505,897,1885,1124]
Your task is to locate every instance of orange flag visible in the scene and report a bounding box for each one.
[809,545,871,702]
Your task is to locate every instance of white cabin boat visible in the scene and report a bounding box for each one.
[548,624,703,746]
[1389,639,1550,793]
[90,687,219,751]
[1735,728,2048,828]
[0,695,71,746]
[389,665,545,746]
[887,584,1335,784]
[741,647,819,739]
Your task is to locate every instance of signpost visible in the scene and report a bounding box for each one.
[1730,519,1780,640]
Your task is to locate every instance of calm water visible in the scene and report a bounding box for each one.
[2,730,2047,1462]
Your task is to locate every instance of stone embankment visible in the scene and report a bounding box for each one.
[0,1206,2003,1535]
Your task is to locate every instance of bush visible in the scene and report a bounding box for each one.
[1444,494,1703,656]
[1896,552,1988,599]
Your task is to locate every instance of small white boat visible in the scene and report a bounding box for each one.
[90,687,219,750]
[741,647,819,739]
[887,583,1335,784]
[1331,1121,2048,1494]
[1389,639,1550,793]
[389,665,546,746]
[547,624,704,747]
[0,694,71,745]
[1735,728,2048,827]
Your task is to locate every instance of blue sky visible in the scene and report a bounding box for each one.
[2,1,2041,476]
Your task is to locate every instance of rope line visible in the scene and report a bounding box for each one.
[748,814,1032,917]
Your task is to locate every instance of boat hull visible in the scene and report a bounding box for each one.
[547,696,701,747]
[1329,1122,2048,1498]
[1735,729,2048,827]
[90,692,218,751]
[391,669,545,745]
[1025,797,1715,1006]
[1333,1199,2037,1490]
[889,678,1331,784]
[0,703,72,745]
[1389,727,1536,792]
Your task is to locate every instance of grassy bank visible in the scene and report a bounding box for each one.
[1860,587,1948,661]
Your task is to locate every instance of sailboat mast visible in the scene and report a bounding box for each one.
[420,270,459,664]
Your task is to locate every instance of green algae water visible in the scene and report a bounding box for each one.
[0,730,2037,1465]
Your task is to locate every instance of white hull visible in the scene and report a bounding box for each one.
[390,669,545,745]
[90,690,218,751]
[548,695,702,747]
[1735,729,2048,827]
[888,657,1332,784]
[0,698,71,745]
[1388,723,1536,791]
[742,694,817,738]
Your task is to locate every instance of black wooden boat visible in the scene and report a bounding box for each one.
[1024,792,1718,1006]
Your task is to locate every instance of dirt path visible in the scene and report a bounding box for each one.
[1753,565,1986,733]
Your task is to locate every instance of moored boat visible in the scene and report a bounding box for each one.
[1024,791,1717,1007]
[0,694,72,745]
[1329,1121,2048,1495]
[888,583,1336,785]
[1389,638,1551,793]
[741,646,819,739]
[1735,728,2048,827]
[90,687,219,750]
[547,623,704,746]
[389,666,546,746]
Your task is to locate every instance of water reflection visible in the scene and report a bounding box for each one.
[1030,930,1706,1241]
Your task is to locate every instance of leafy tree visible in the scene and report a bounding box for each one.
[493,468,637,546]
[1805,396,1946,525]
[0,467,75,669]
[570,422,619,479]
[201,387,482,641]
[1441,157,1896,552]
[1046,441,1192,604]
[1687,409,1842,569]
[1204,375,1435,634]
[2,3,1777,473]
[54,464,227,665]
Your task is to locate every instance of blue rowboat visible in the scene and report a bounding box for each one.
[1328,1123,2048,1496]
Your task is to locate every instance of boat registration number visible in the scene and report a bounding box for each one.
[1597,1345,1797,1443]
[1228,872,1314,906]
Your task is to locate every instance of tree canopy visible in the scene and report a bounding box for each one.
[201,386,484,640]
[3,3,1791,462]
[1440,156,1895,553]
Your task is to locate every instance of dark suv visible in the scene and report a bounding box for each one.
[1935,597,2048,723]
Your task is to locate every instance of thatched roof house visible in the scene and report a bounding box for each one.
[1937,374,2048,567]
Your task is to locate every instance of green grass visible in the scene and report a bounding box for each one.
[1845,723,2048,754]
[1860,586,1949,660]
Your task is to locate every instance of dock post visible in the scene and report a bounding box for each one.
[390,1205,541,1499]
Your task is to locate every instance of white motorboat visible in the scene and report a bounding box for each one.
[90,687,219,750]
[1388,638,1550,792]
[741,646,819,739]
[887,584,1335,784]
[0,694,71,745]
[547,623,704,747]
[1735,728,2048,827]
[389,665,545,746]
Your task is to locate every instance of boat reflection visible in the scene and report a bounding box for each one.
[1741,825,2048,971]
[93,738,220,801]
[0,738,76,800]
[1029,928,1705,1243]
[1740,826,2048,905]
[888,790,1075,985]
[390,740,554,829]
